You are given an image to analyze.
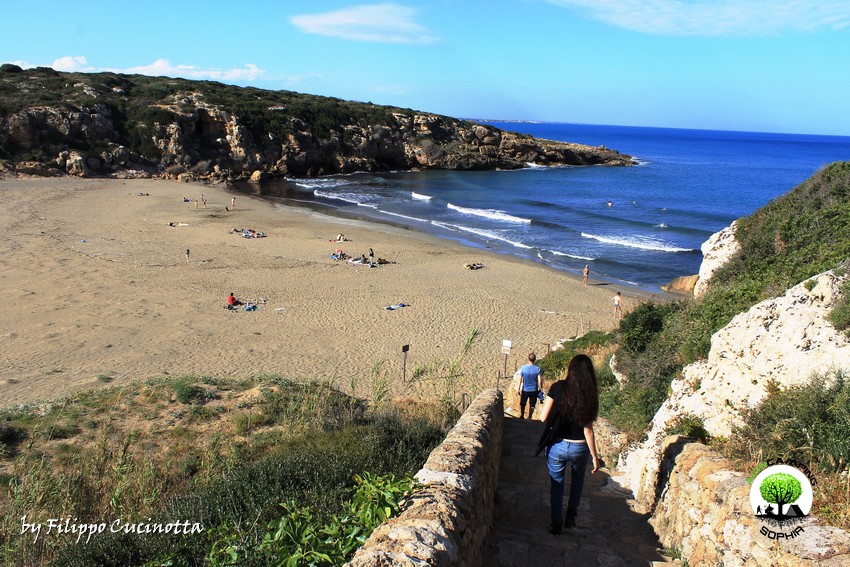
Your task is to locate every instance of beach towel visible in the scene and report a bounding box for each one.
[384,303,407,310]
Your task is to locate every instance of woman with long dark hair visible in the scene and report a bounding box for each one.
[536,354,600,534]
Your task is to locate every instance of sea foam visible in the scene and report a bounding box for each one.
[447,203,531,224]
[580,232,694,253]
[433,222,533,249]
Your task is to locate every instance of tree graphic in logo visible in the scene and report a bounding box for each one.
[758,472,803,519]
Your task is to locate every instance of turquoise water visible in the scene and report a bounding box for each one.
[251,123,850,291]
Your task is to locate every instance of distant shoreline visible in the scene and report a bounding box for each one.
[238,180,669,296]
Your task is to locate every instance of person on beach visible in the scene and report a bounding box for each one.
[226,293,244,309]
[202,197,207,209]
[516,353,542,419]
[231,196,236,210]
[536,354,600,534]
[583,264,589,285]
[368,248,375,265]
[185,248,190,263]
[612,291,623,319]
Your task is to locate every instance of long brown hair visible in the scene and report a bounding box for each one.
[557,354,599,426]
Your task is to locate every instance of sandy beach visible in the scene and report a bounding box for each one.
[0,178,647,408]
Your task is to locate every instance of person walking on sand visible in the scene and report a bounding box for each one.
[185,248,190,263]
[231,196,236,210]
[612,291,623,319]
[536,354,600,534]
[516,353,542,419]
[583,264,589,285]
[368,248,375,266]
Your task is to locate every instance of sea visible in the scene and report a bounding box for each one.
[243,122,850,292]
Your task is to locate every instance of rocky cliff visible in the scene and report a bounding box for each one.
[621,268,850,504]
[693,221,741,299]
[0,68,634,181]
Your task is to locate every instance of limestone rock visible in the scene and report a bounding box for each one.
[249,170,266,183]
[1,77,635,181]
[65,151,90,177]
[621,270,850,504]
[693,221,740,299]
[661,274,699,294]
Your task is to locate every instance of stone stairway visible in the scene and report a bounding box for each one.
[483,416,675,567]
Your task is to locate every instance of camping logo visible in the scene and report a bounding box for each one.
[749,459,815,541]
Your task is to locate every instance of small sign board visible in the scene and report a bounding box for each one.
[401,344,410,353]
[501,339,512,355]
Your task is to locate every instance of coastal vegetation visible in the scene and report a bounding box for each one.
[581,160,850,527]
[602,161,850,440]
[0,374,451,566]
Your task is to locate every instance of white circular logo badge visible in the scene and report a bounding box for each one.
[749,464,813,521]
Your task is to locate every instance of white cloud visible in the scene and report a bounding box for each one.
[544,0,850,36]
[9,55,266,82]
[291,3,438,44]
[51,55,94,72]
[113,59,265,81]
[11,54,276,86]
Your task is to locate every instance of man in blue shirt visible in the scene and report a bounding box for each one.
[516,353,542,419]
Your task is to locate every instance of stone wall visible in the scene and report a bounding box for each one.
[346,389,504,567]
[650,437,850,566]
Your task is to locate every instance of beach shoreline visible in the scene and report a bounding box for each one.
[1,177,653,408]
[233,179,667,295]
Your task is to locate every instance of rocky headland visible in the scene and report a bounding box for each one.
[0,66,633,182]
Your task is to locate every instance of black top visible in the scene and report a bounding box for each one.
[535,380,593,456]
[545,381,586,441]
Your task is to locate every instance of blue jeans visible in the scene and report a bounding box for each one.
[546,440,590,526]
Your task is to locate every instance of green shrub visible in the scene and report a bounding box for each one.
[44,422,81,440]
[48,413,443,566]
[173,380,217,405]
[726,371,850,472]
[206,473,419,566]
[619,301,679,354]
[665,414,710,443]
[233,412,272,435]
[605,342,682,440]
[538,331,615,379]
[828,279,850,335]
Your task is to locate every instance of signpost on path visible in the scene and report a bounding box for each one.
[401,344,410,383]
[498,339,512,390]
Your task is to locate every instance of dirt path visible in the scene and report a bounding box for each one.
[483,417,674,566]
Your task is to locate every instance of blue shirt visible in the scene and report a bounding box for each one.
[520,363,541,392]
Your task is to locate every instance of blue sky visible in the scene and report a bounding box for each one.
[4,1,850,135]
